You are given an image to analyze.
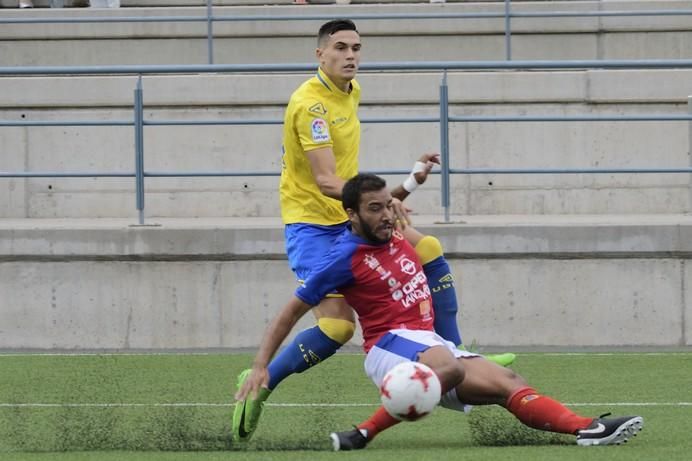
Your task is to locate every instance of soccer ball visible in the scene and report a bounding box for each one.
[380,361,441,421]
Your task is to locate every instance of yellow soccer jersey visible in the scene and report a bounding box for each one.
[280,67,361,225]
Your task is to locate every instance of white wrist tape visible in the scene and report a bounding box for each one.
[411,161,428,175]
[402,175,419,193]
[402,161,427,193]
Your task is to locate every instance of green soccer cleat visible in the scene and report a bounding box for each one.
[459,344,516,367]
[485,352,517,367]
[232,368,272,444]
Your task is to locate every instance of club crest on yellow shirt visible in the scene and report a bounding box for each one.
[308,102,327,115]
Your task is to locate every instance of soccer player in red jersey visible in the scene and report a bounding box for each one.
[236,173,644,450]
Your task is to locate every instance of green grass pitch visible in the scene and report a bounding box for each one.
[0,351,690,461]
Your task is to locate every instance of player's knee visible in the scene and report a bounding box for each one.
[415,235,444,265]
[317,317,356,345]
[451,361,466,388]
[432,360,465,393]
[504,368,528,388]
[493,366,528,398]
[440,363,465,393]
[314,296,355,322]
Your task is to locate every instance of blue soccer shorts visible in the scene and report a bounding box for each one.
[284,222,349,296]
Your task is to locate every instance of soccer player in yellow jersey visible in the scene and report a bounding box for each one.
[232,19,515,443]
[279,61,361,227]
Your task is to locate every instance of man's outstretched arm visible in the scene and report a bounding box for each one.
[390,152,440,202]
[235,295,313,400]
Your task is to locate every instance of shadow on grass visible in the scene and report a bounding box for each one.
[1,406,235,452]
[468,406,573,446]
[1,402,574,452]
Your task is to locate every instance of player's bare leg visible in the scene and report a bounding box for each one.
[333,350,642,450]
[400,226,516,367]
[417,344,466,392]
[452,357,643,445]
[312,296,356,326]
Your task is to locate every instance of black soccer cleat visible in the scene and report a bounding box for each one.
[330,427,369,451]
[576,413,644,446]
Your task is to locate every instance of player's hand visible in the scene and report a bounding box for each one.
[391,197,412,229]
[413,152,440,185]
[234,367,269,401]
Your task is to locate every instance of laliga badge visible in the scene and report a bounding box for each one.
[311,118,330,143]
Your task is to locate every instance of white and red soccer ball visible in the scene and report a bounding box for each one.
[380,361,441,421]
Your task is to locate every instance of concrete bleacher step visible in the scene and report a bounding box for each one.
[1,67,691,219]
[1,1,692,66]
[2,214,691,349]
[1,0,692,220]
[0,0,564,8]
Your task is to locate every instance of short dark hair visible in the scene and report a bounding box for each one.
[318,19,358,46]
[342,173,387,212]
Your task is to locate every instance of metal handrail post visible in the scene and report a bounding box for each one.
[134,76,145,225]
[206,0,214,65]
[505,0,512,60]
[440,70,451,223]
[688,95,692,213]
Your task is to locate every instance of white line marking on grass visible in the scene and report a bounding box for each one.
[1,402,691,408]
[0,403,235,408]
[1,351,690,357]
[566,402,692,407]
[271,402,692,408]
[0,403,377,408]
[269,403,377,407]
[537,353,691,357]
[0,353,224,357]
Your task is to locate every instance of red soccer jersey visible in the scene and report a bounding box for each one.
[296,228,435,351]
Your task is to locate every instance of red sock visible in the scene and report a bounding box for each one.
[357,406,401,440]
[506,387,593,434]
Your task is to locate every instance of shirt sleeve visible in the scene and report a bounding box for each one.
[295,99,333,152]
[295,241,356,306]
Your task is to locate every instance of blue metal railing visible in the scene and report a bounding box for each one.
[2,1,692,64]
[1,59,692,224]
[2,0,692,223]
[133,76,145,225]
[5,59,692,75]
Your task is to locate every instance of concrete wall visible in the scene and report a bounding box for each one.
[1,69,691,218]
[0,0,555,7]
[1,2,691,351]
[2,2,692,65]
[2,1,692,219]
[1,216,690,349]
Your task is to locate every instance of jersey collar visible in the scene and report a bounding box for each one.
[317,67,353,96]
